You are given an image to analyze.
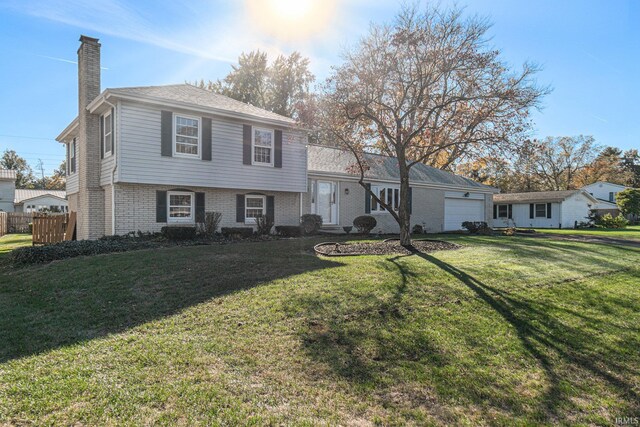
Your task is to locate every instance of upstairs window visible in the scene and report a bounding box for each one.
[103,110,113,156]
[535,203,547,218]
[70,139,76,174]
[252,128,274,166]
[609,192,617,202]
[174,115,200,158]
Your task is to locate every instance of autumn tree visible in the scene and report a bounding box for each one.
[1,149,35,189]
[622,149,640,187]
[194,50,314,120]
[575,146,630,186]
[320,5,546,245]
[533,136,599,190]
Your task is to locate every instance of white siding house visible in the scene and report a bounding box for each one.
[493,190,598,229]
[0,170,17,212]
[14,190,68,213]
[581,181,630,215]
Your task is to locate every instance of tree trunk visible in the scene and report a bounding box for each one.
[397,152,412,247]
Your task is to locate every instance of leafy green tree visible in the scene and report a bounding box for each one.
[0,149,35,189]
[616,188,640,221]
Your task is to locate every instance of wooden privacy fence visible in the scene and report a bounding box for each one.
[32,212,76,245]
[7,212,33,233]
[0,212,7,237]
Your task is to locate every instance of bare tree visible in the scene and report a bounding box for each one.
[533,136,599,190]
[320,4,547,245]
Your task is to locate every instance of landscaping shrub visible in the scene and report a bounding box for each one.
[201,211,223,238]
[221,227,254,239]
[300,214,323,235]
[11,239,157,266]
[412,224,424,234]
[161,226,197,240]
[595,213,629,229]
[353,215,377,235]
[462,221,491,234]
[275,225,302,237]
[255,214,274,235]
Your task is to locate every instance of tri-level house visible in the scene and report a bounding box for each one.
[57,36,497,240]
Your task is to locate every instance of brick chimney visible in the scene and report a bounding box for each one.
[76,35,104,240]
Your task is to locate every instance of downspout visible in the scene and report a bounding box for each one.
[103,96,117,235]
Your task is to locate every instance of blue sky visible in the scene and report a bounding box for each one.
[0,0,638,175]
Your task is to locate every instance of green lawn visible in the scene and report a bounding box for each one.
[532,225,640,240]
[0,235,639,425]
[0,234,31,264]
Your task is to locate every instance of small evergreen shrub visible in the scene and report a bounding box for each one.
[161,226,197,240]
[353,215,377,235]
[255,214,274,235]
[412,224,424,234]
[595,213,629,229]
[221,227,254,239]
[462,221,491,234]
[300,214,323,235]
[275,225,302,237]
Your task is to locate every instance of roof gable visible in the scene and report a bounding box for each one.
[494,190,598,204]
[14,189,67,204]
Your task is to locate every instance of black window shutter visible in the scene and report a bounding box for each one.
[508,204,513,219]
[266,195,275,221]
[547,203,552,218]
[195,192,205,222]
[156,191,167,222]
[529,203,534,219]
[161,111,173,157]
[493,204,497,219]
[365,183,371,214]
[408,187,412,214]
[236,194,245,222]
[202,117,212,161]
[274,130,283,168]
[243,125,252,165]
[100,115,104,159]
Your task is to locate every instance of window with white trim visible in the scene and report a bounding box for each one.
[245,195,266,223]
[370,185,400,212]
[252,128,274,166]
[167,191,194,223]
[497,204,509,218]
[535,203,547,218]
[609,192,617,202]
[174,115,200,157]
[103,110,113,156]
[70,139,76,174]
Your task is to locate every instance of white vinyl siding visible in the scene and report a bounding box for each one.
[117,102,307,192]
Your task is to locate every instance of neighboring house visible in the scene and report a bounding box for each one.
[56,36,495,239]
[14,190,68,213]
[493,190,598,229]
[304,145,497,232]
[581,181,630,216]
[0,170,17,212]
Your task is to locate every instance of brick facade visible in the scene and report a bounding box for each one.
[113,183,301,235]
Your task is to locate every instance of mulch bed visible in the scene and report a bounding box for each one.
[314,239,461,256]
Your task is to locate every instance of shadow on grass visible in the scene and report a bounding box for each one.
[293,237,640,422]
[0,238,343,363]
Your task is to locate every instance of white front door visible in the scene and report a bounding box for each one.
[316,181,338,224]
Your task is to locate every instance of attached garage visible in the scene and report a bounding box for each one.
[444,193,486,231]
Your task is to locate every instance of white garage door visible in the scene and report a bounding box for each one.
[444,198,485,231]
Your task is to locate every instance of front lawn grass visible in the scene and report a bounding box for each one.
[0,235,638,425]
[532,225,640,240]
[0,234,31,263]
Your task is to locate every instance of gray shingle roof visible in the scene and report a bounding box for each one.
[108,84,296,124]
[494,190,588,204]
[307,145,494,190]
[14,189,66,204]
[0,169,17,180]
